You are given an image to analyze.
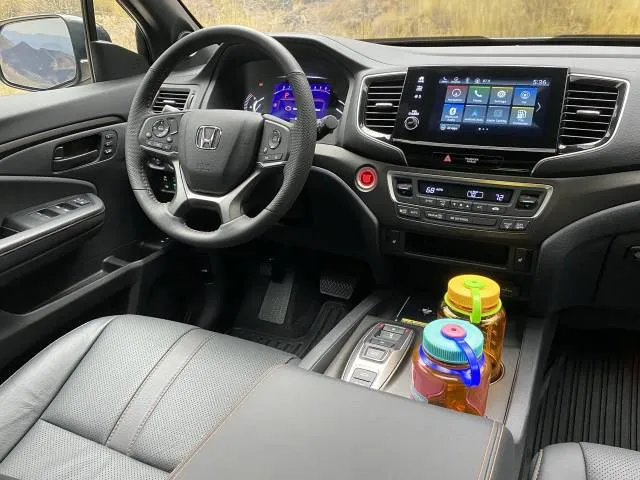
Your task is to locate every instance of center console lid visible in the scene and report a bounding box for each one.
[172,366,514,480]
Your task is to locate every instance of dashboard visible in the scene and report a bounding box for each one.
[155,35,640,313]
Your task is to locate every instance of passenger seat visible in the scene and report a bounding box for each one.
[532,442,640,479]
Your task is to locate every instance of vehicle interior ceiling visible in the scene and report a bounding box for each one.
[2,0,640,478]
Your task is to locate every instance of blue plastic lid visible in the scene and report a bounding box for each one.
[422,319,484,365]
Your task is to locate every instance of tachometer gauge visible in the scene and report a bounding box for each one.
[243,93,264,113]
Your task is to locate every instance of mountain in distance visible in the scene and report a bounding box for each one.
[0,34,13,51]
[0,41,75,88]
[1,31,73,55]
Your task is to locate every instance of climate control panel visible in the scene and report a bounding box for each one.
[388,171,552,232]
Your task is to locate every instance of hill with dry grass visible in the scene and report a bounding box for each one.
[2,0,640,96]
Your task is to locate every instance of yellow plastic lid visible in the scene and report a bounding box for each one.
[445,275,501,324]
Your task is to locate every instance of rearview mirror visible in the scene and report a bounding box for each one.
[0,15,84,91]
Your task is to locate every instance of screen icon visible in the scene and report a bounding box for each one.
[462,105,487,124]
[466,85,490,105]
[485,106,510,125]
[509,106,534,126]
[489,86,514,105]
[440,103,464,123]
[445,85,468,104]
[513,87,537,106]
[418,76,425,83]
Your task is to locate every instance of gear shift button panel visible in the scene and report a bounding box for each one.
[342,322,415,390]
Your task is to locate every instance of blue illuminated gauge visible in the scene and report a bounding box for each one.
[270,82,332,121]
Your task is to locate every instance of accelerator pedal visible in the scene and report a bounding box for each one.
[320,270,358,300]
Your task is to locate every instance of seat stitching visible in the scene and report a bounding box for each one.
[168,363,286,479]
[476,422,496,480]
[532,448,544,480]
[125,332,216,455]
[105,326,199,447]
[0,315,119,464]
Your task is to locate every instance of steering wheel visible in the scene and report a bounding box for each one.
[125,26,316,248]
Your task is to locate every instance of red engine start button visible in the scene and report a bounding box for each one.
[356,166,378,192]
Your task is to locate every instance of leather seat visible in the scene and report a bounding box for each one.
[0,315,297,480]
[531,442,640,480]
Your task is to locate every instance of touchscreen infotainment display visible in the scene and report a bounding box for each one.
[394,67,568,150]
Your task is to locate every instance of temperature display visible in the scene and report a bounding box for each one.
[417,181,513,203]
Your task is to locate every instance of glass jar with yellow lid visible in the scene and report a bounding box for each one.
[437,274,506,382]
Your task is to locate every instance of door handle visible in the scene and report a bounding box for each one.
[52,133,102,172]
[52,149,99,171]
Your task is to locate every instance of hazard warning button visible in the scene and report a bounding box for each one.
[432,152,502,168]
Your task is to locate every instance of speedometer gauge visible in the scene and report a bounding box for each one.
[243,93,264,113]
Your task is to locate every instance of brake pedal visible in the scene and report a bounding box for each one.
[258,271,295,325]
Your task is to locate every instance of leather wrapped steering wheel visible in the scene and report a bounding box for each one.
[125,26,316,248]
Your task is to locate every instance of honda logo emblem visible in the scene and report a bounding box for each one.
[195,126,222,150]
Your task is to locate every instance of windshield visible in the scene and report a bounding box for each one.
[182,0,640,39]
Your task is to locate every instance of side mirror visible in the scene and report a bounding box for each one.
[0,15,88,91]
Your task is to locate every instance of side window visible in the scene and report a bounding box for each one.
[94,1,138,54]
[0,0,138,97]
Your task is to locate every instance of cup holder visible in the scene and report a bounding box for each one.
[490,362,505,385]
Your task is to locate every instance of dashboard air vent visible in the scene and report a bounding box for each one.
[152,88,192,113]
[559,77,622,147]
[363,75,405,136]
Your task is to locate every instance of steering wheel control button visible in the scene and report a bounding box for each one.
[268,129,282,149]
[152,119,170,138]
[404,116,419,130]
[356,166,378,192]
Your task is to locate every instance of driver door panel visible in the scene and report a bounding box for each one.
[0,79,165,373]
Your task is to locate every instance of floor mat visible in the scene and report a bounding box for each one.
[532,329,640,453]
[229,301,347,357]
